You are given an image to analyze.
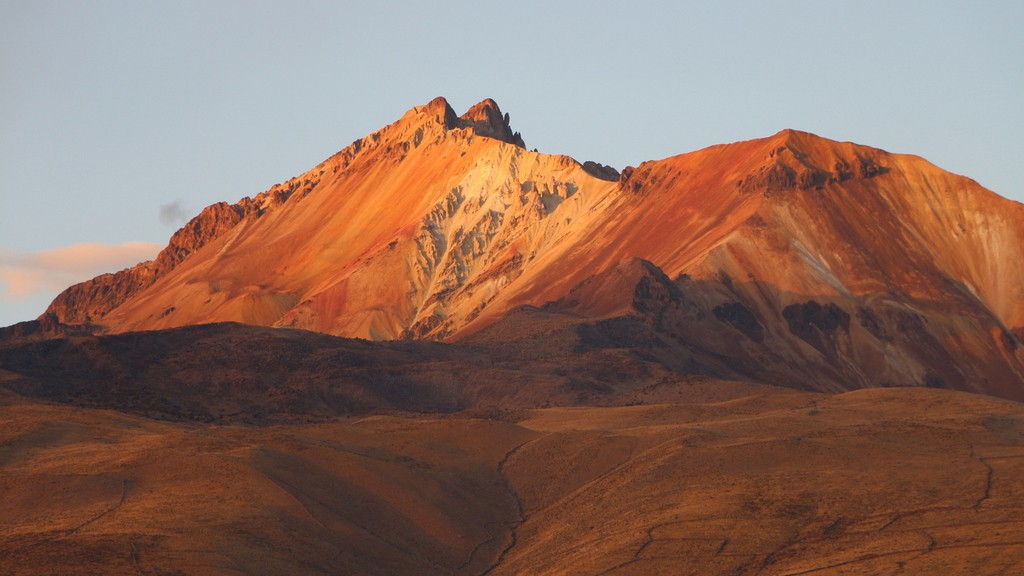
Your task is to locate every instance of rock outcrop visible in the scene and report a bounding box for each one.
[450,98,526,148]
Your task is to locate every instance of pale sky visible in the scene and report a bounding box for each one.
[1,0,1021,327]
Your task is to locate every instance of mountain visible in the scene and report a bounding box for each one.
[7,98,1024,575]
[43,96,606,340]
[33,97,1024,400]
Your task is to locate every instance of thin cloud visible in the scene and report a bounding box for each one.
[159,200,192,226]
[0,242,163,300]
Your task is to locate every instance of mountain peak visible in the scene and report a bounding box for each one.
[412,96,460,128]
[727,128,895,194]
[451,98,526,148]
[410,97,526,148]
[767,128,889,163]
[461,98,502,119]
[772,127,812,140]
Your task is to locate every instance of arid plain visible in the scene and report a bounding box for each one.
[3,384,1024,574]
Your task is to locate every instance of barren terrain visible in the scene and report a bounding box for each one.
[3,386,1024,575]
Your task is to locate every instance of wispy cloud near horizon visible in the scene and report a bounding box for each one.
[0,242,163,302]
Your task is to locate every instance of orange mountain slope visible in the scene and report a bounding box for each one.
[47,97,619,339]
[40,98,1024,397]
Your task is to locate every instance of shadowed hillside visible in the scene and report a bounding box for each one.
[0,322,768,423]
